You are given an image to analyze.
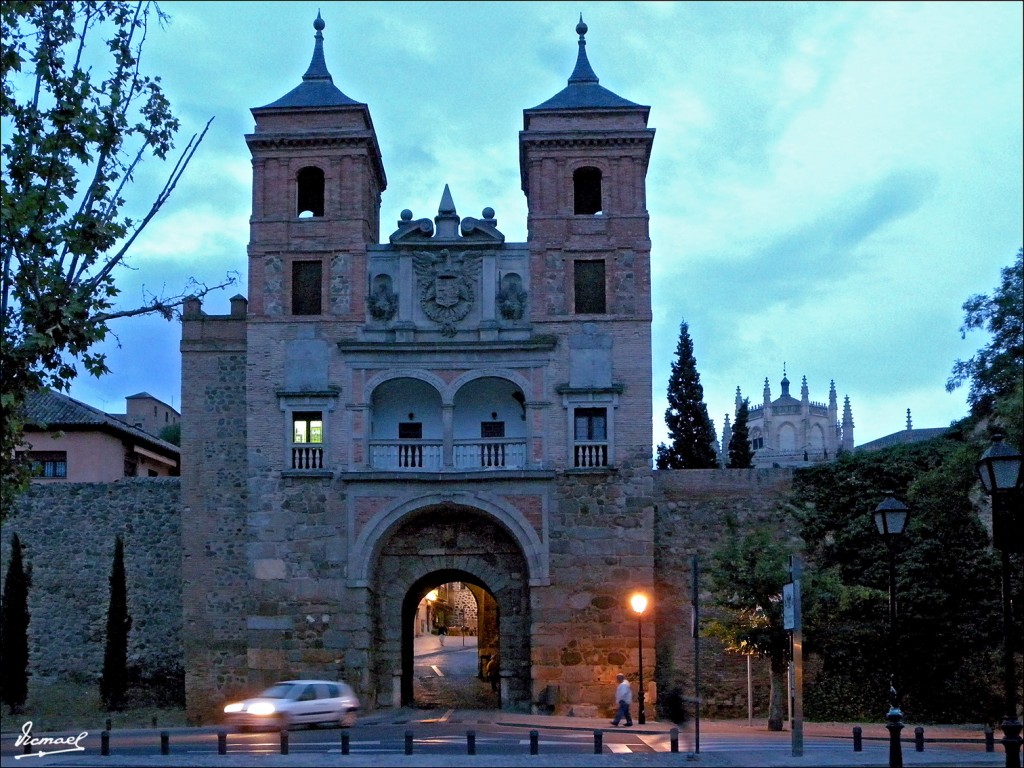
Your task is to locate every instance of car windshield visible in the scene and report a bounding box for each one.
[257,684,295,699]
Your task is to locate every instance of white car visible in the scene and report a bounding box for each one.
[223,680,359,730]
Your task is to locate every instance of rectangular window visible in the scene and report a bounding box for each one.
[573,408,608,467]
[293,412,323,443]
[291,411,324,469]
[292,260,323,315]
[398,422,423,439]
[480,421,505,439]
[22,451,67,478]
[574,260,606,314]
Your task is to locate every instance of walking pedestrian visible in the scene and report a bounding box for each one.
[610,673,633,726]
[438,625,446,647]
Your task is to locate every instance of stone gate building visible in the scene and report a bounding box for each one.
[181,14,705,723]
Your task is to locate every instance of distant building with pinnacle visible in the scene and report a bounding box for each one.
[723,370,853,468]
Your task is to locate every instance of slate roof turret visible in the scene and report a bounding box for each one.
[256,12,362,110]
[527,16,646,114]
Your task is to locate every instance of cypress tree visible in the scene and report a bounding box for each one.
[727,398,755,468]
[100,535,132,711]
[1,533,30,714]
[657,319,719,468]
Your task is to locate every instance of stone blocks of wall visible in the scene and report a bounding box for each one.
[652,468,796,716]
[1,479,181,684]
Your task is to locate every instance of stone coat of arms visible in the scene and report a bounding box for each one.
[413,248,480,336]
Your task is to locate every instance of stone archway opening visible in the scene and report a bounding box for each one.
[403,572,501,709]
[370,503,532,712]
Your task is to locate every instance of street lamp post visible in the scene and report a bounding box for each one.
[631,593,648,725]
[874,494,910,768]
[976,432,1023,768]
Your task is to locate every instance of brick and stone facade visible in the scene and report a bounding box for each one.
[177,15,663,723]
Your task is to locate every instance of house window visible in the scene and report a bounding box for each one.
[573,407,608,467]
[23,451,67,478]
[292,260,323,315]
[291,411,323,469]
[573,166,602,215]
[574,260,606,314]
[297,166,325,218]
[124,454,138,477]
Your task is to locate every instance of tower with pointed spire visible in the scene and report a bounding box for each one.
[728,369,852,467]
[181,15,657,723]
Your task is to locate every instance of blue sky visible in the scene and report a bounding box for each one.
[66,1,1023,449]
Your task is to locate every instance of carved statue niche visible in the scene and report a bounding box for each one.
[413,248,480,336]
[368,273,398,322]
[497,272,528,321]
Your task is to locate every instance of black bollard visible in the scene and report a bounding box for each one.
[280,729,289,755]
[671,727,679,753]
[985,726,995,753]
[594,729,603,754]
[467,729,476,755]
[405,730,413,755]
[853,726,862,752]
[101,730,110,756]
[341,732,350,755]
[160,731,169,755]
[915,726,924,752]
[22,740,31,755]
[530,729,539,755]
[217,731,227,755]
[105,718,112,732]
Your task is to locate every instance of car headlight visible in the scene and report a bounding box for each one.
[247,703,277,716]
[224,703,244,713]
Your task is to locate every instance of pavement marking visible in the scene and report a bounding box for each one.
[638,733,673,751]
[607,743,633,753]
[430,664,444,676]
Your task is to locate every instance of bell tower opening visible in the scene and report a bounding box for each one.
[573,166,602,215]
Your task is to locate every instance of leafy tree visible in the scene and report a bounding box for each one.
[727,398,754,469]
[158,422,180,446]
[794,437,1006,722]
[100,534,131,711]
[1,533,31,714]
[1,1,233,519]
[947,247,1023,420]
[704,511,792,730]
[657,319,718,469]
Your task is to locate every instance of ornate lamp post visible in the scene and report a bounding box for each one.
[976,432,1023,768]
[874,494,910,768]
[631,593,648,725]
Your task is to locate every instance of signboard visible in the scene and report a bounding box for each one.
[783,583,796,630]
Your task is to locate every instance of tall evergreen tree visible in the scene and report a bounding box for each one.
[1,532,31,714]
[727,398,755,468]
[657,319,718,468]
[100,535,132,711]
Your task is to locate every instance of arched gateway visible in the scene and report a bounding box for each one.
[368,504,532,709]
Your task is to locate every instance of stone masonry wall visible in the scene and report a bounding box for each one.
[652,468,798,717]
[533,454,655,717]
[1,479,181,684]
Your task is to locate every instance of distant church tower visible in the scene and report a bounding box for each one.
[723,368,852,467]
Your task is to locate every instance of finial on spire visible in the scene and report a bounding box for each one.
[303,11,332,82]
[568,14,599,84]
